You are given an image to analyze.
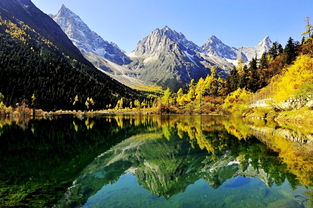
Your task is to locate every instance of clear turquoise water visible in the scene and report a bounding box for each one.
[0,115,312,208]
[83,174,307,208]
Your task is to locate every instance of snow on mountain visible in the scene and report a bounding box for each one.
[51,5,131,65]
[51,4,272,91]
[134,26,201,57]
[130,26,232,90]
[202,35,273,63]
[239,36,273,61]
[202,35,248,63]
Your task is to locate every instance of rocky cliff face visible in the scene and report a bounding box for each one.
[238,36,273,60]
[51,5,131,65]
[129,26,232,90]
[202,35,248,62]
[51,4,273,91]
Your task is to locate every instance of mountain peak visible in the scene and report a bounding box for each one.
[206,35,223,44]
[202,35,246,61]
[52,5,131,65]
[258,36,272,48]
[155,26,182,38]
[161,25,172,31]
[60,4,67,11]
[209,35,220,41]
[56,4,76,17]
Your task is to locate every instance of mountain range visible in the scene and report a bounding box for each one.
[52,5,273,91]
[0,0,273,110]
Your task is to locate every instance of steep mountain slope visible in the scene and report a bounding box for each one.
[50,6,235,91]
[239,36,273,60]
[129,26,232,90]
[0,0,140,110]
[52,6,160,92]
[202,35,273,63]
[0,0,89,65]
[51,5,131,65]
[83,52,162,92]
[202,35,248,63]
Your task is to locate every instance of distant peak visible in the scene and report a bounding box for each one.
[152,26,179,38]
[159,25,175,33]
[60,4,67,10]
[258,36,272,47]
[57,4,74,15]
[162,25,171,30]
[204,35,222,45]
[209,35,221,42]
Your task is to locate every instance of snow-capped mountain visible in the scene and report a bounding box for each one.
[130,26,232,90]
[239,36,273,60]
[134,26,201,57]
[202,36,248,62]
[51,5,131,65]
[51,4,272,91]
[202,35,273,63]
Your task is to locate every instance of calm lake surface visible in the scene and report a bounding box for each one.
[0,115,312,208]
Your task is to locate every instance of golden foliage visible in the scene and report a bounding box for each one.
[257,55,313,103]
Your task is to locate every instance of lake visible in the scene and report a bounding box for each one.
[0,115,312,208]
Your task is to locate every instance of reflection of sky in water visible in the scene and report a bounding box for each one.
[1,115,312,208]
[83,174,307,208]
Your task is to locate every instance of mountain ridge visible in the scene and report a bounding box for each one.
[50,4,273,91]
[51,5,131,65]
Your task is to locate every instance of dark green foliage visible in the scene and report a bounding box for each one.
[0,117,156,207]
[268,42,283,58]
[259,53,269,69]
[0,26,141,110]
[225,37,304,94]
[284,37,299,65]
[0,0,89,65]
[249,57,258,70]
[226,67,239,92]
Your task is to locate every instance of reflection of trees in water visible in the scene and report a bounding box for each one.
[56,116,312,207]
[0,116,158,208]
[158,115,313,187]
[1,115,312,207]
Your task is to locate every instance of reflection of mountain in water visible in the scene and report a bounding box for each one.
[55,122,301,208]
[1,115,312,208]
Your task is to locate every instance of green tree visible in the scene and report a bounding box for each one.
[259,53,269,69]
[226,68,237,93]
[284,37,298,65]
[269,42,283,58]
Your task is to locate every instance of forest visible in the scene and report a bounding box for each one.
[0,16,312,122]
[0,17,143,112]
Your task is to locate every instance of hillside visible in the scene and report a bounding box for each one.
[0,0,141,110]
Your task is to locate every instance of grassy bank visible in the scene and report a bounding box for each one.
[243,106,313,125]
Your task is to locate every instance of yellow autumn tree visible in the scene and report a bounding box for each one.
[260,55,313,103]
[176,88,185,106]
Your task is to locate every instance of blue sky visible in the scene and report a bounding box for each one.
[32,0,313,52]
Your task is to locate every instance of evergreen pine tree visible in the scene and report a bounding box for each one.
[284,37,298,65]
